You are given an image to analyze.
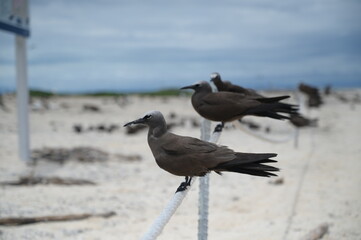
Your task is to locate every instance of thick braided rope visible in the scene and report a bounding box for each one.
[198,119,211,240]
[198,119,223,240]
[140,181,195,240]
[198,82,222,240]
[198,125,221,240]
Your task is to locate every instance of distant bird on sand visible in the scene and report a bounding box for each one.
[124,111,279,192]
[298,83,323,108]
[210,72,264,98]
[181,81,298,124]
[289,113,318,128]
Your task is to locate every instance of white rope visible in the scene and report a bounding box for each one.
[198,119,222,240]
[282,127,316,240]
[197,81,223,240]
[198,79,221,240]
[140,178,196,240]
[294,128,300,149]
[282,92,319,239]
[233,120,296,144]
[198,118,211,240]
[198,174,209,240]
[293,90,303,149]
[200,118,212,141]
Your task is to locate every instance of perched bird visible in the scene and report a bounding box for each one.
[210,72,263,98]
[289,113,318,128]
[124,111,279,192]
[181,81,298,123]
[298,83,323,108]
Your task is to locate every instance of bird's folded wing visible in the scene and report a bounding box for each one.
[202,92,261,108]
[161,135,217,155]
[202,92,247,105]
[253,95,290,103]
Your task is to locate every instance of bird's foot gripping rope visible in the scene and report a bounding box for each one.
[214,122,224,133]
[176,176,192,192]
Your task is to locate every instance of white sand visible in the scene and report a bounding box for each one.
[0,90,360,240]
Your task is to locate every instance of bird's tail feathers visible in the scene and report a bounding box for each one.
[274,102,299,114]
[244,102,299,120]
[255,95,290,103]
[211,153,279,177]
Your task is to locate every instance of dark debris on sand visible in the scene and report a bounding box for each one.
[82,104,101,112]
[0,176,96,186]
[299,83,323,108]
[31,147,109,163]
[31,146,142,164]
[73,123,119,134]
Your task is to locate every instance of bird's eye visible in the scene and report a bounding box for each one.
[194,84,200,88]
[143,114,152,119]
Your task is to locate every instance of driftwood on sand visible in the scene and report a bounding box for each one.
[300,223,329,240]
[298,83,323,108]
[0,212,116,226]
[31,147,109,163]
[0,176,96,186]
[0,94,9,112]
[31,146,142,164]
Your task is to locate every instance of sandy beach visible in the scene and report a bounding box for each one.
[0,89,360,240]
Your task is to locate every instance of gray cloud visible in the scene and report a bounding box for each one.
[1,0,360,92]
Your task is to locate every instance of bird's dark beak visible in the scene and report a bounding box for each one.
[180,84,195,90]
[123,118,145,127]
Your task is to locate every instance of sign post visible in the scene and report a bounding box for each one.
[15,35,30,162]
[0,0,31,162]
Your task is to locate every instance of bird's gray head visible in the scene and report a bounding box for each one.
[210,72,221,80]
[180,81,212,92]
[210,72,222,84]
[123,110,166,128]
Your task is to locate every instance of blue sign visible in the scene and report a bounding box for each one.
[0,0,30,37]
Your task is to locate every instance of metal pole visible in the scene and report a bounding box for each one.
[15,35,30,162]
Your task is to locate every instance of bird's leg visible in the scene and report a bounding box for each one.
[176,176,192,193]
[185,176,192,186]
[214,122,224,133]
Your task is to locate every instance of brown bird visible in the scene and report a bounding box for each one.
[289,113,318,128]
[298,83,323,108]
[181,81,298,123]
[124,111,279,192]
[210,72,264,97]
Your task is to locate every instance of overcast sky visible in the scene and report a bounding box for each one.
[1,0,361,93]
